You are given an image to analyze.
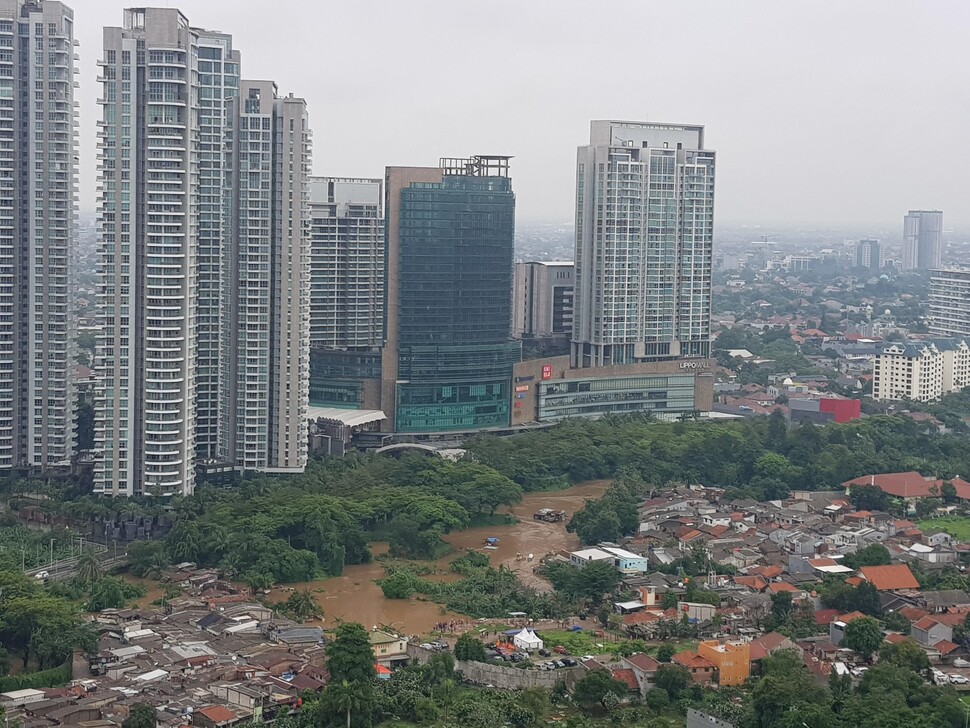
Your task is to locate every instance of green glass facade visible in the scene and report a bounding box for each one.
[394,173,520,432]
[309,348,381,408]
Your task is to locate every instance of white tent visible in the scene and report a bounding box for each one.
[512,628,543,652]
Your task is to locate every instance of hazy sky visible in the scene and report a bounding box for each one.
[74,0,968,226]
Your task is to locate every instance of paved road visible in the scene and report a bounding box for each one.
[25,548,128,581]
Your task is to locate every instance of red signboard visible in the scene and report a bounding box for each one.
[541,365,552,380]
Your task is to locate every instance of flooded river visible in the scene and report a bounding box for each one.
[267,479,611,634]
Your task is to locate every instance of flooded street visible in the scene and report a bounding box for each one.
[442,479,611,590]
[267,479,611,634]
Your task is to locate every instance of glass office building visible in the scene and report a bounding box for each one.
[537,373,696,421]
[388,157,521,432]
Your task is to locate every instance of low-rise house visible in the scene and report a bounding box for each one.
[830,611,868,646]
[369,631,409,669]
[911,616,953,648]
[697,640,751,686]
[620,654,660,696]
[919,590,970,613]
[672,650,717,684]
[858,564,920,592]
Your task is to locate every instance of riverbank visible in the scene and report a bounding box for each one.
[260,479,611,634]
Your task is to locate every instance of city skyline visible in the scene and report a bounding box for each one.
[68,1,969,226]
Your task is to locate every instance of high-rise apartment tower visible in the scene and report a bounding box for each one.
[856,238,881,271]
[572,121,714,368]
[929,269,970,340]
[220,81,311,473]
[95,8,310,495]
[0,1,77,471]
[903,210,943,270]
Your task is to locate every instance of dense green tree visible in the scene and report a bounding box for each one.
[122,704,156,728]
[843,544,891,569]
[571,669,629,712]
[545,561,621,605]
[878,638,930,673]
[771,590,793,622]
[655,644,675,662]
[126,540,169,579]
[453,633,487,662]
[752,650,828,728]
[86,576,128,611]
[849,484,892,512]
[653,664,691,700]
[842,617,883,661]
[327,622,376,684]
[379,570,414,600]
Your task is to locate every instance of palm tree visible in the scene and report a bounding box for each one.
[76,551,102,583]
[145,551,169,580]
[328,679,364,728]
[206,526,232,559]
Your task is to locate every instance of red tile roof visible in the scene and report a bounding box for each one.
[912,616,941,631]
[845,576,864,587]
[672,650,716,670]
[612,668,640,692]
[843,472,970,501]
[768,582,801,594]
[734,575,768,591]
[844,472,936,499]
[623,654,660,673]
[197,706,237,724]
[898,606,930,623]
[749,565,783,579]
[884,633,907,644]
[859,564,920,591]
[838,611,868,623]
[935,639,959,655]
[756,632,790,652]
[814,609,840,625]
[931,612,966,627]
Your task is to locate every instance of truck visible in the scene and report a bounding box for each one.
[533,508,566,522]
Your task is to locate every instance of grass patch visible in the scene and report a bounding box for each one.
[916,515,970,540]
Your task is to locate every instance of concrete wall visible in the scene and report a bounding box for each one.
[455,659,585,690]
[406,644,583,689]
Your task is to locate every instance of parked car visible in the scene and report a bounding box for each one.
[554,660,566,668]
[949,674,969,685]
[954,659,970,668]
[538,648,551,657]
[553,646,567,654]
[34,571,49,580]
[562,658,577,667]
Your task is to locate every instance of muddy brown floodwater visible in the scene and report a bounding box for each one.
[266,479,611,635]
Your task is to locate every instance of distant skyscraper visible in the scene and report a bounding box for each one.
[856,238,881,271]
[382,156,520,432]
[512,262,574,339]
[572,121,714,368]
[95,9,310,495]
[220,81,311,473]
[0,0,77,470]
[903,210,943,270]
[929,269,970,339]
